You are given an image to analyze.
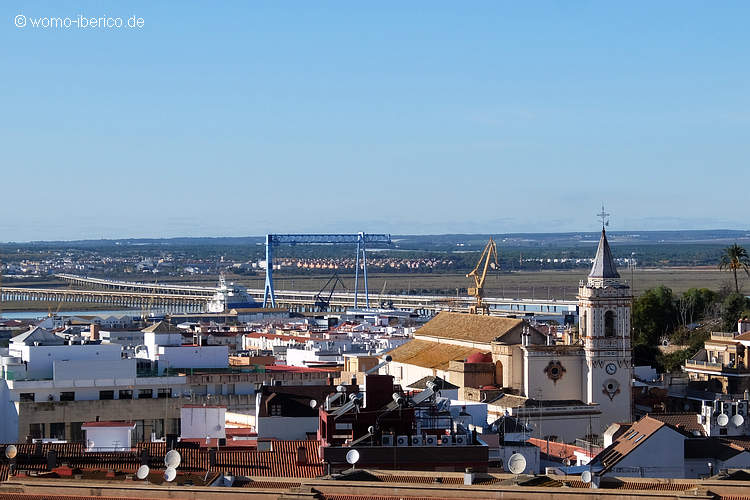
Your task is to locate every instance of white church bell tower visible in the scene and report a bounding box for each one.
[579,209,633,429]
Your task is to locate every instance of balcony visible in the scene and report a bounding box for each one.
[684,359,748,375]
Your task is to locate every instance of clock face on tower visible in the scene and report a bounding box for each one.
[605,362,617,375]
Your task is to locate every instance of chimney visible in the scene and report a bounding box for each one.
[90,324,100,341]
[464,467,475,485]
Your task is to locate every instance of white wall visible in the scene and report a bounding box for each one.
[159,345,228,371]
[604,426,685,478]
[0,381,17,442]
[84,426,133,451]
[54,359,135,381]
[13,344,122,380]
[523,351,583,401]
[180,406,226,439]
[256,416,318,440]
[286,348,340,368]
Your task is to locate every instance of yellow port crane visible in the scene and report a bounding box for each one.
[466,237,499,315]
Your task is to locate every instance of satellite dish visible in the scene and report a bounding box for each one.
[732,414,744,427]
[309,399,318,409]
[164,466,177,482]
[717,413,729,427]
[164,449,181,468]
[136,465,150,480]
[4,445,17,459]
[367,426,375,434]
[86,440,95,449]
[581,470,592,484]
[336,385,346,393]
[345,449,360,465]
[507,453,527,474]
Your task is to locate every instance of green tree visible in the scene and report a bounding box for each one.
[721,292,750,332]
[677,288,719,326]
[718,243,750,293]
[632,286,678,345]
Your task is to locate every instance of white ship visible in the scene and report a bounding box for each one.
[206,275,261,313]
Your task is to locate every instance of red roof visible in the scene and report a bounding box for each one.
[80,421,135,428]
[0,440,324,481]
[527,437,592,460]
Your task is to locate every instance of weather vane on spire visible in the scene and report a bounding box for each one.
[597,204,610,229]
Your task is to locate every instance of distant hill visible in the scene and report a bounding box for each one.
[6,229,749,248]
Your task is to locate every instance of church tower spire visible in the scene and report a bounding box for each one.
[578,207,633,431]
[588,228,621,284]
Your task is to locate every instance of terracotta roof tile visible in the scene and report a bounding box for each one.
[415,312,524,344]
[647,412,705,436]
[388,339,484,370]
[0,440,324,480]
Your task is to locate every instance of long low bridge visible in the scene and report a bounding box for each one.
[0,274,578,317]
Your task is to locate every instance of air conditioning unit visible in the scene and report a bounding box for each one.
[440,435,452,446]
[424,435,437,446]
[381,433,394,446]
[410,435,422,446]
[454,435,468,445]
[739,401,748,416]
[396,435,409,447]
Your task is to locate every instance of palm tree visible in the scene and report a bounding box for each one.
[718,243,750,293]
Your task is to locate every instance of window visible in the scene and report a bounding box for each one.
[20,393,35,402]
[157,388,171,399]
[99,390,114,400]
[60,392,75,402]
[138,389,153,399]
[152,419,165,439]
[119,390,133,400]
[604,311,616,338]
[50,422,65,440]
[70,422,84,442]
[270,404,282,416]
[581,312,587,336]
[29,423,45,439]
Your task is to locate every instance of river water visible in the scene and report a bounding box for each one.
[2,309,145,320]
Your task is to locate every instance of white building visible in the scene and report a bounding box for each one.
[81,421,136,451]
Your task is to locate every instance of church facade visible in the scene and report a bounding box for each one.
[386,227,633,437]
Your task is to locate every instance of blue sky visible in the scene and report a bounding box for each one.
[1,1,748,241]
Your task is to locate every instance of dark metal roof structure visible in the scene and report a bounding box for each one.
[588,228,620,279]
